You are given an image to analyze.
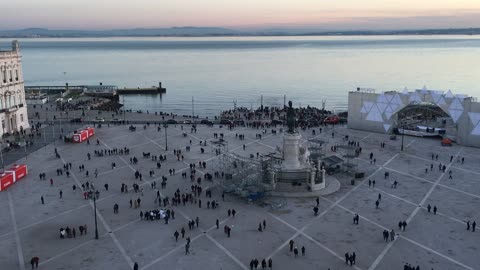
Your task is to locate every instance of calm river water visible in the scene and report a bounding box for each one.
[2,36,480,116]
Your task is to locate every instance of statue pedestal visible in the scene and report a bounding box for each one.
[282,133,302,170]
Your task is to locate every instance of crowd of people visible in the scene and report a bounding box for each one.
[59,225,88,239]
[28,109,476,270]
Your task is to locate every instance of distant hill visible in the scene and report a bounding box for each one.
[0,27,240,37]
[0,27,479,38]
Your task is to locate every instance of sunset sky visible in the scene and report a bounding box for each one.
[2,0,480,30]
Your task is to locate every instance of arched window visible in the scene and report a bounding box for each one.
[15,69,19,81]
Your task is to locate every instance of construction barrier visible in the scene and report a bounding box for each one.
[72,127,94,143]
[1,164,28,191]
[0,172,14,191]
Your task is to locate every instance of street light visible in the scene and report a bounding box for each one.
[398,121,405,152]
[123,95,126,124]
[401,130,405,151]
[164,124,168,151]
[0,147,4,170]
[91,189,99,240]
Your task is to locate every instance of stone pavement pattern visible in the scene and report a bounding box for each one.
[0,123,479,270]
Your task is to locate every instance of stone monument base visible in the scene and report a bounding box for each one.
[282,132,302,170]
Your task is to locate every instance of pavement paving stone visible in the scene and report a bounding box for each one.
[1,123,479,270]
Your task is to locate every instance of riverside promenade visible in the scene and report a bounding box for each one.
[0,120,479,270]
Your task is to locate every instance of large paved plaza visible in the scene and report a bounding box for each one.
[0,123,479,270]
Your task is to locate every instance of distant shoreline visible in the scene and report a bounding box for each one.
[1,27,479,38]
[1,33,478,39]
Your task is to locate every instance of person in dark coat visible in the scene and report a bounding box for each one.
[30,257,39,269]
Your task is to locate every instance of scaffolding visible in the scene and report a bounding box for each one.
[215,152,272,202]
[210,139,228,156]
[308,138,328,161]
[336,145,359,173]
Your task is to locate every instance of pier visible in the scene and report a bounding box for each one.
[25,82,167,99]
[117,82,166,95]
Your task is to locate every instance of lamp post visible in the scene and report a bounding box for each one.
[401,127,405,152]
[123,95,126,124]
[91,189,99,240]
[24,140,27,161]
[0,147,4,170]
[399,122,405,152]
[164,123,168,151]
[52,115,56,146]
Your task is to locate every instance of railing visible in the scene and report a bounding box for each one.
[0,105,23,113]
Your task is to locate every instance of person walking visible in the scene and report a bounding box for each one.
[433,205,437,215]
[174,230,179,242]
[289,240,294,252]
[473,221,476,232]
[301,246,305,256]
[30,256,39,269]
[41,196,44,204]
[133,262,138,270]
[268,258,272,269]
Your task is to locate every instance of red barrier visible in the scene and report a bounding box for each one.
[71,127,94,143]
[72,133,82,143]
[0,172,14,191]
[80,130,88,141]
[72,130,88,143]
[86,127,95,137]
[6,164,28,182]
